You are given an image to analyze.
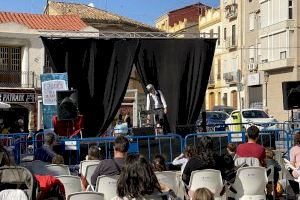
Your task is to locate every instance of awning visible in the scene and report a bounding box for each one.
[0,102,11,109]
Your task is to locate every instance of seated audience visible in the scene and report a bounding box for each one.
[182,136,216,186]
[114,154,165,199]
[172,145,197,174]
[0,141,11,166]
[85,145,101,160]
[226,143,237,159]
[91,135,129,186]
[192,187,214,200]
[153,154,167,172]
[34,132,57,163]
[265,148,281,198]
[52,154,65,165]
[288,132,300,194]
[236,126,266,166]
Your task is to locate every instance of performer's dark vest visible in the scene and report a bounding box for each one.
[150,90,163,109]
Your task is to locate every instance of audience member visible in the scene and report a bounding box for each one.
[0,118,9,134]
[34,132,57,163]
[0,140,11,166]
[236,126,266,166]
[288,132,300,194]
[182,136,216,186]
[115,154,163,199]
[52,154,65,165]
[226,143,237,159]
[265,148,281,198]
[172,145,197,174]
[91,135,129,186]
[153,154,167,172]
[192,187,214,200]
[86,145,101,160]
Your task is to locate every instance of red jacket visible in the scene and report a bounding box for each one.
[35,175,65,200]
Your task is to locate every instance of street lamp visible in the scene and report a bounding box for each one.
[264,72,269,107]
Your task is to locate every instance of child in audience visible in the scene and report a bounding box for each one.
[52,154,65,165]
[172,145,197,174]
[153,154,167,172]
[192,187,214,200]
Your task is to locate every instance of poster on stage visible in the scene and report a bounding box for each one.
[40,73,68,129]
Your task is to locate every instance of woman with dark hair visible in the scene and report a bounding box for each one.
[182,136,216,186]
[153,155,167,172]
[115,154,164,199]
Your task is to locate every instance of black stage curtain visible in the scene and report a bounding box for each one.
[42,38,139,136]
[135,39,216,133]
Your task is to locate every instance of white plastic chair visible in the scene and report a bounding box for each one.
[234,157,260,167]
[80,160,100,176]
[155,171,178,192]
[44,164,71,176]
[85,164,99,191]
[56,175,82,197]
[189,169,223,198]
[230,166,268,200]
[67,192,104,200]
[0,189,29,200]
[95,175,118,200]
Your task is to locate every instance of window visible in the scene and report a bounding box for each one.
[217,26,220,45]
[232,25,236,46]
[249,13,255,31]
[289,0,293,19]
[280,51,286,59]
[249,45,255,63]
[217,59,221,80]
[223,93,228,106]
[0,46,21,71]
[224,28,227,40]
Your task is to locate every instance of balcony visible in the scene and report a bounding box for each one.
[0,71,37,88]
[208,77,215,88]
[223,71,238,84]
[225,3,238,20]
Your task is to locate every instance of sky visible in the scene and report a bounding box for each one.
[0,0,219,25]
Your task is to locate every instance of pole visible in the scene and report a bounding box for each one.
[265,82,268,107]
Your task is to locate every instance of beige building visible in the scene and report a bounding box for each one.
[257,0,300,121]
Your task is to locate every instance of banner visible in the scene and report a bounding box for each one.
[40,73,68,129]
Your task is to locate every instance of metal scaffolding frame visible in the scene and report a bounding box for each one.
[39,31,218,39]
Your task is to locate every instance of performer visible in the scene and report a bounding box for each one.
[145,84,167,134]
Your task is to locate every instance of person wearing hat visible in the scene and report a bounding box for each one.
[145,84,167,134]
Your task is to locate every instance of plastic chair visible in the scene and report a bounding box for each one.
[56,175,82,197]
[95,175,118,200]
[189,169,223,198]
[85,164,99,190]
[230,166,268,200]
[45,164,71,176]
[0,189,29,200]
[234,157,260,167]
[79,160,100,177]
[155,171,178,192]
[67,192,104,200]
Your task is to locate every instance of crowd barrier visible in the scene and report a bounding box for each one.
[2,124,299,165]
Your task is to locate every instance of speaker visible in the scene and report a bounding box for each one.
[282,81,300,110]
[57,90,78,120]
[132,127,155,136]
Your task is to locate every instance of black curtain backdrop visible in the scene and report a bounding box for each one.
[42,37,216,137]
[135,39,216,133]
[42,38,139,136]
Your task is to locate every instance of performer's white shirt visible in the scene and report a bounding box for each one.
[146,90,167,110]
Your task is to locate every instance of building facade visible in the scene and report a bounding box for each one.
[257,0,299,121]
[0,12,97,131]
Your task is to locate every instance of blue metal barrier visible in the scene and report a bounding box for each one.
[184,131,245,155]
